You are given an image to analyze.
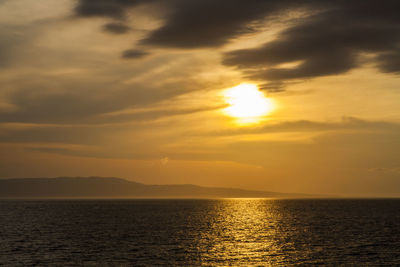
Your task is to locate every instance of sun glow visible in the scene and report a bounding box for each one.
[223,84,275,124]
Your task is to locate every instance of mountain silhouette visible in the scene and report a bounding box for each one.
[0,177,317,198]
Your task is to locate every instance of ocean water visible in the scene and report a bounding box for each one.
[0,199,399,266]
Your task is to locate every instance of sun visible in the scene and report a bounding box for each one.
[223,83,275,123]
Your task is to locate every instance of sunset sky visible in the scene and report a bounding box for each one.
[1,0,400,197]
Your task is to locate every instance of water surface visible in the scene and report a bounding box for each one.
[1,199,399,266]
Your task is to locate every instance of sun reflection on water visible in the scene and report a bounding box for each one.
[195,199,284,265]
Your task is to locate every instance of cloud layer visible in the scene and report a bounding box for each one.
[222,0,400,88]
[74,0,400,89]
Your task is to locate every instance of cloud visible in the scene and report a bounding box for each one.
[102,22,131,34]
[223,0,400,88]
[3,117,397,158]
[0,124,98,145]
[203,117,400,137]
[26,146,85,156]
[376,49,400,73]
[140,0,291,48]
[74,0,151,19]
[121,49,149,59]
[0,25,31,68]
[74,0,312,49]
[0,78,191,124]
[368,167,400,174]
[100,104,226,123]
[2,117,400,196]
[0,70,224,124]
[74,0,400,88]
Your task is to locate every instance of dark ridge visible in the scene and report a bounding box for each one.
[0,177,318,199]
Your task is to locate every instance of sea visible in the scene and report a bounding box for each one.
[0,199,399,266]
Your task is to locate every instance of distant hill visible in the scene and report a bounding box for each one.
[0,177,316,198]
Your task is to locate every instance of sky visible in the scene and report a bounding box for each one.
[0,0,400,197]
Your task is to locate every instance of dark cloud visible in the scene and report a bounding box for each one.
[103,23,131,34]
[223,0,400,87]
[244,48,357,81]
[74,0,150,19]
[376,49,400,73]
[140,0,307,48]
[75,0,400,86]
[258,81,286,92]
[122,49,149,59]
[75,0,313,48]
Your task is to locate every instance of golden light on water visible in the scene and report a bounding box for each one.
[223,84,276,124]
[196,199,281,265]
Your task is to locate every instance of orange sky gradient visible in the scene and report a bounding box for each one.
[0,0,400,197]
